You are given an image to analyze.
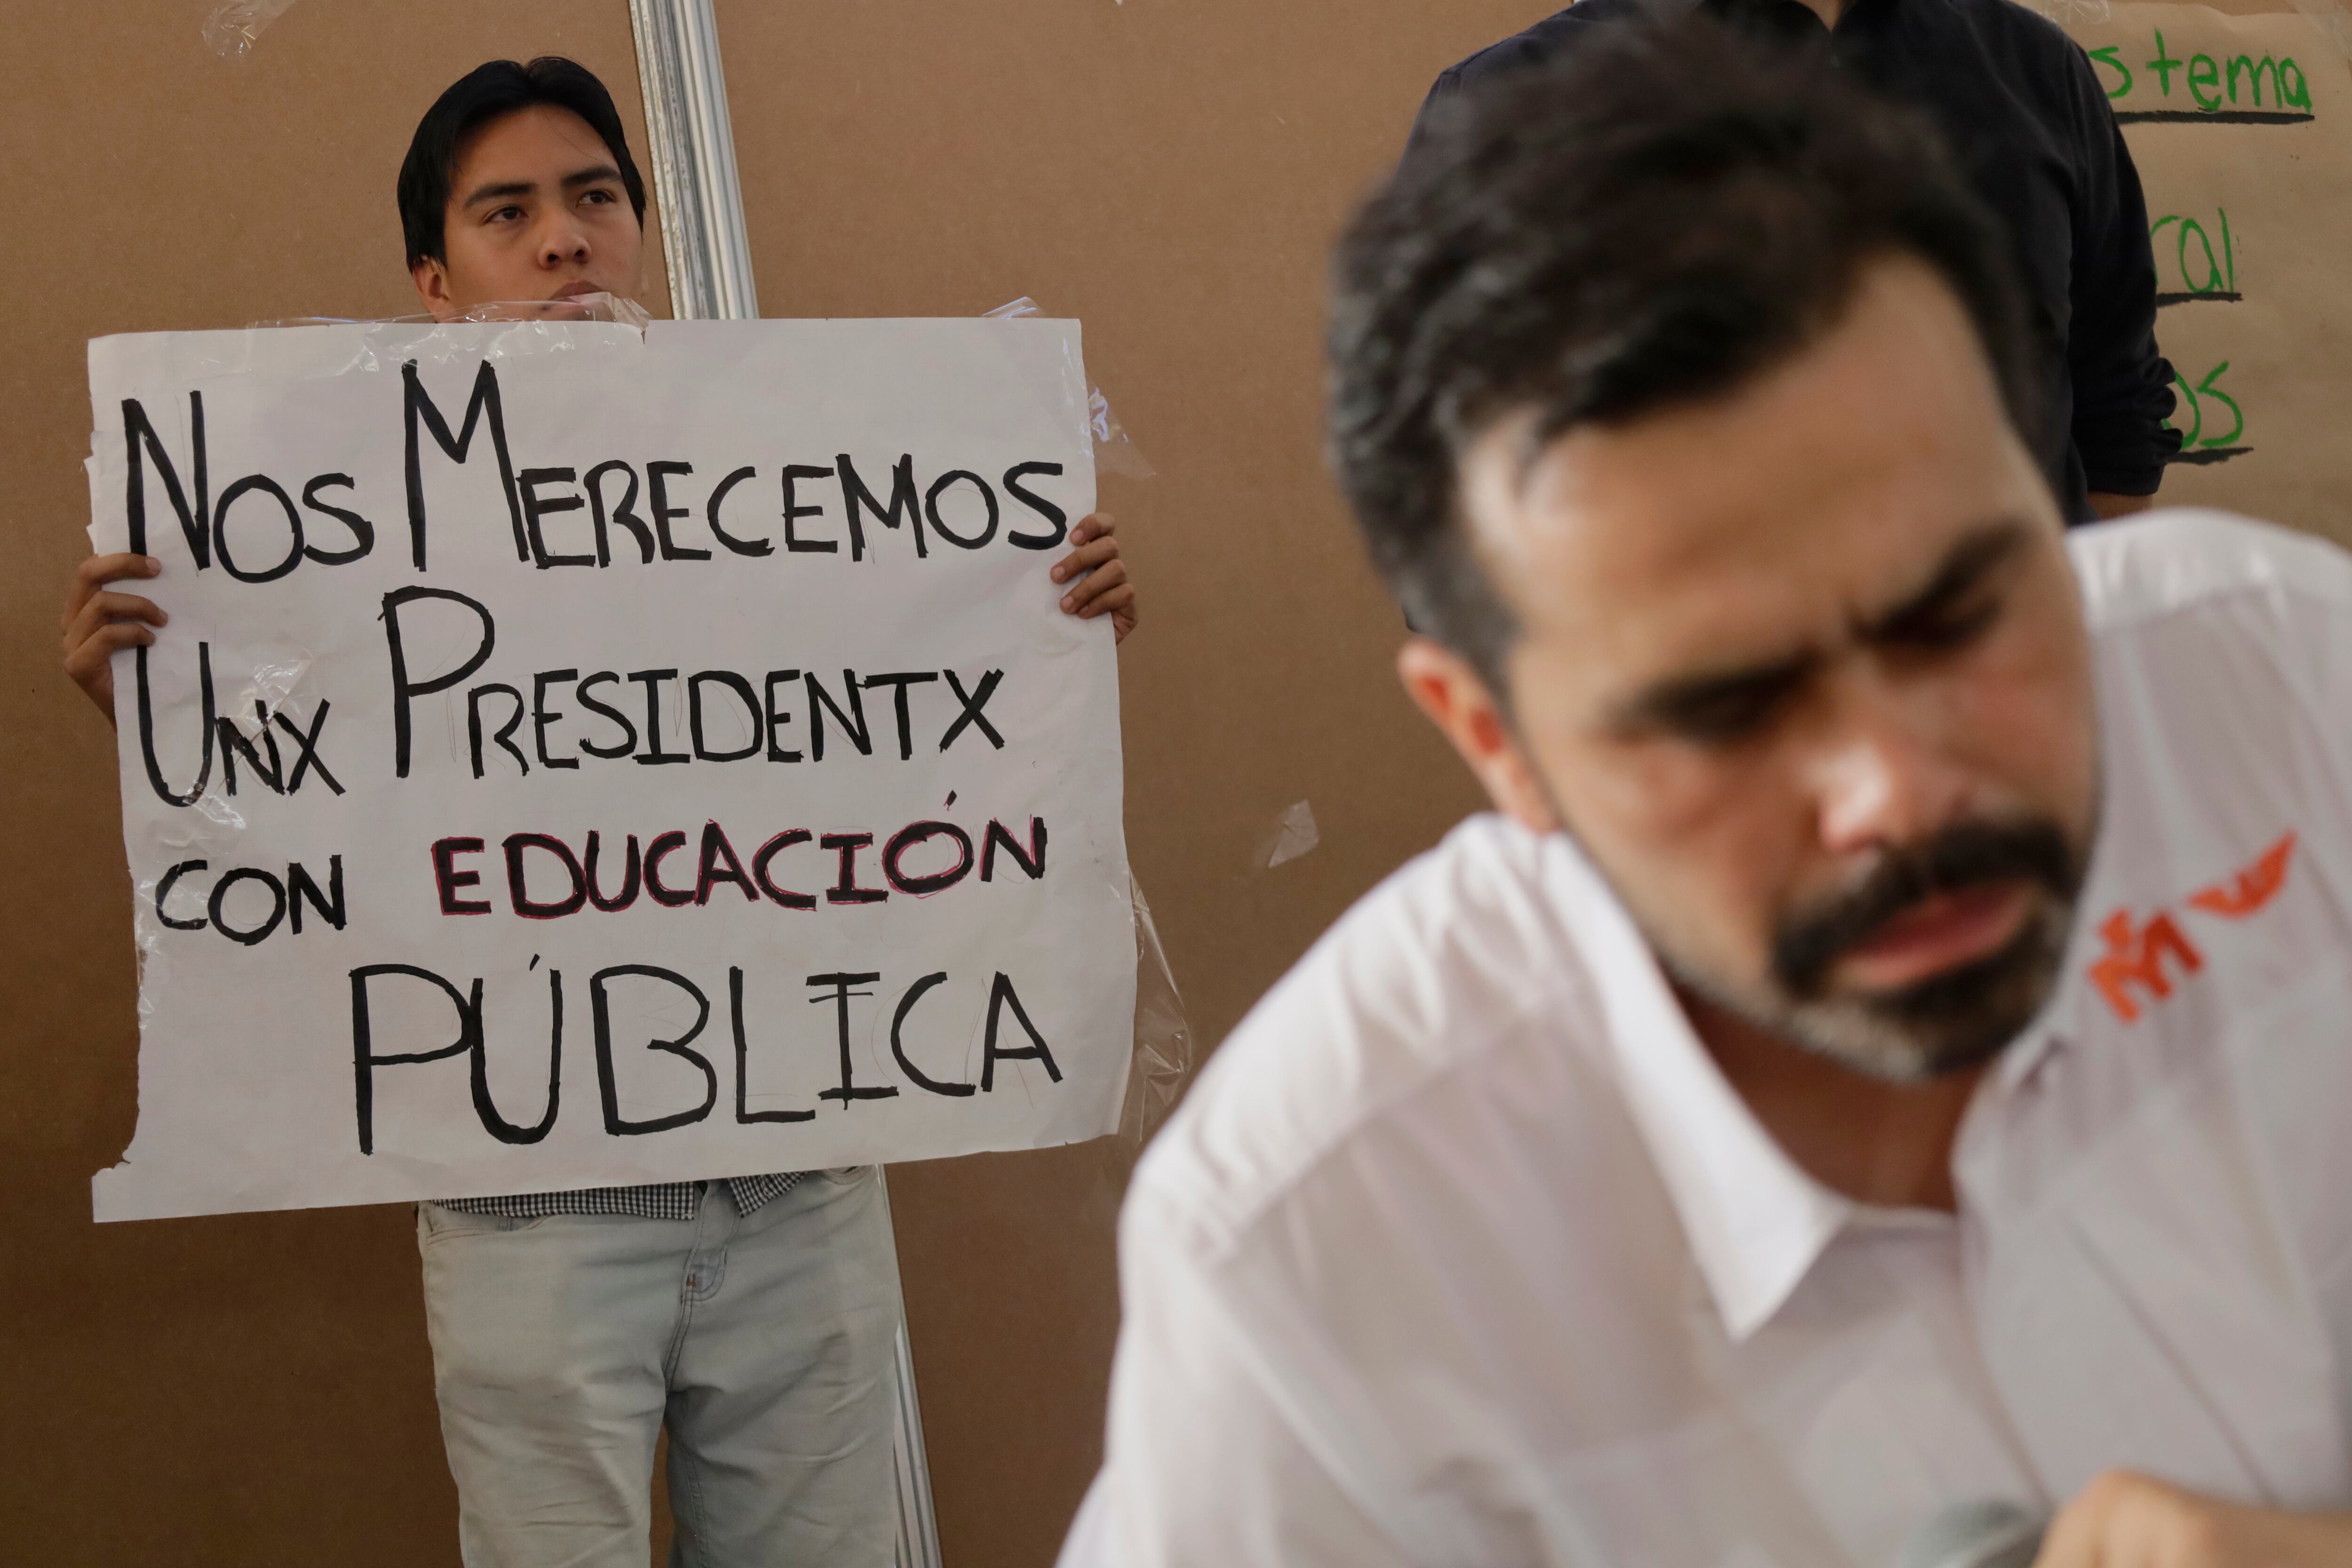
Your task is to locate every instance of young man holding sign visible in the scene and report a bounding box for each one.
[64,56,1136,1568]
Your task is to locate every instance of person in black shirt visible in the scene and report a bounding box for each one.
[1409,0,2181,524]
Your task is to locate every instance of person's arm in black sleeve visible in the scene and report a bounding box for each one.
[2065,48,2181,516]
[1403,64,1470,168]
[1400,10,1601,169]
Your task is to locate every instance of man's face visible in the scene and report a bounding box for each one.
[412,103,645,319]
[1440,258,2098,1080]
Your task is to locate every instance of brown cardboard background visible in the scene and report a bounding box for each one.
[0,2,671,1560]
[709,2,1520,1562]
[1,0,1509,1562]
[29,0,2340,1563]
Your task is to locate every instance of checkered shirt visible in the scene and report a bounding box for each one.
[432,1171,810,1221]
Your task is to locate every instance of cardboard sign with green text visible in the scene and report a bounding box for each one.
[2068,2,2352,546]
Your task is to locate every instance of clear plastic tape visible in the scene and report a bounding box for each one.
[1249,799,1320,873]
[1076,877,1195,1232]
[984,299,1178,1150]
[247,294,653,333]
[203,0,298,61]
[233,294,653,380]
[241,297,1147,478]
[105,301,647,391]
[987,298,1157,480]
[1118,877,1195,1147]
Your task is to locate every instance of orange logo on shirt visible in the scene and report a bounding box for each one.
[2088,830,2295,1025]
[2186,830,2296,918]
[2089,909,2204,1024]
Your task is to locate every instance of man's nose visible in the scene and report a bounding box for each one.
[1806,683,1972,856]
[537,214,592,270]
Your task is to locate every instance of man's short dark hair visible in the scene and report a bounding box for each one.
[1327,21,2039,691]
[397,56,650,269]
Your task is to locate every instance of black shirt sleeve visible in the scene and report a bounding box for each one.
[2063,49,2182,495]
[1404,64,1470,167]
[1401,8,1615,167]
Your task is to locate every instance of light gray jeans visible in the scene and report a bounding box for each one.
[416,1169,902,1568]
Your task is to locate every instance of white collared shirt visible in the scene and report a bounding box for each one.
[1065,511,2352,1568]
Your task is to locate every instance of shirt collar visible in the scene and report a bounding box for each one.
[1528,666,2123,1341]
[1994,974,2077,1093]
[1993,649,2131,1093]
[1539,834,1855,1342]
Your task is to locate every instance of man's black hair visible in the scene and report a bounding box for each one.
[1327,21,2040,692]
[397,56,649,269]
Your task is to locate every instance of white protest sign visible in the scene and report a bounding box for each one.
[85,317,1134,1223]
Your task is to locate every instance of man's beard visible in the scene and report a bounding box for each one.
[1615,815,2087,1083]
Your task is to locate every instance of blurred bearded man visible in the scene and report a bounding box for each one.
[1062,24,2352,1568]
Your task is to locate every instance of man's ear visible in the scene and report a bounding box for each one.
[1397,636,1562,836]
[411,255,458,321]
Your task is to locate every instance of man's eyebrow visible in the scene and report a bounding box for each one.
[460,178,539,209]
[1605,646,1820,737]
[459,166,621,209]
[1599,521,2032,737]
[1858,520,2028,643]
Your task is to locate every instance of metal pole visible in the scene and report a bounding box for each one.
[626,0,759,320]
[624,7,942,1564]
[876,1170,947,1568]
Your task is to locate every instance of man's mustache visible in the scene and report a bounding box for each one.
[1772,819,2082,998]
